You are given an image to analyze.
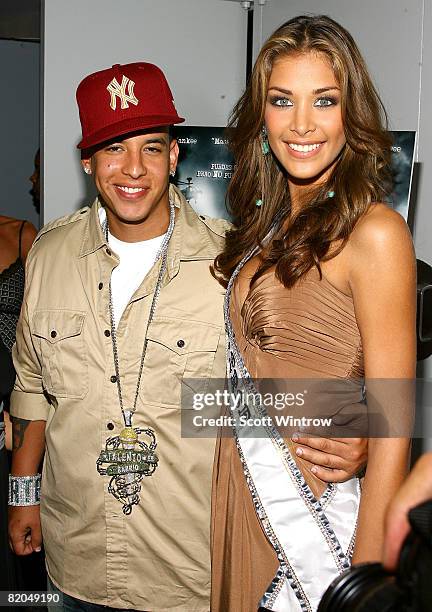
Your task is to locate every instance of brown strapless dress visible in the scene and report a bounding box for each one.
[211,258,364,612]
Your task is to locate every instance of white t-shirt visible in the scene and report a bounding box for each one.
[99,208,165,326]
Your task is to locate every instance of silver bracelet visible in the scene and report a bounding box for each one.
[8,474,41,506]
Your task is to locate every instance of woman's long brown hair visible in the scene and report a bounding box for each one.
[213,15,393,288]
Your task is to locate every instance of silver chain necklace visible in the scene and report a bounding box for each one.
[96,200,176,515]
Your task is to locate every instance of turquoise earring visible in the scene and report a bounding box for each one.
[261,126,270,155]
[327,190,335,199]
[255,199,263,207]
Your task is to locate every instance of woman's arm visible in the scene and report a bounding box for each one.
[348,204,416,563]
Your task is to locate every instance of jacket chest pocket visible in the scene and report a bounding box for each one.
[32,310,88,399]
[140,317,221,408]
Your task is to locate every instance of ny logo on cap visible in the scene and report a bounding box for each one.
[107,75,139,111]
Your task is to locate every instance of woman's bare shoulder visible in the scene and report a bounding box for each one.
[0,217,37,261]
[0,214,20,226]
[0,215,36,230]
[21,221,38,261]
[349,203,413,257]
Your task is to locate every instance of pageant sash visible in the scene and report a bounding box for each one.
[224,242,360,612]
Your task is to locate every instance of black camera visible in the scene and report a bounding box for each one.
[317,500,432,611]
[417,259,432,361]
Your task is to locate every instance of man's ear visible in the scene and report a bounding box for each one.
[81,158,92,175]
[169,139,179,175]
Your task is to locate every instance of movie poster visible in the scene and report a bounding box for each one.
[387,131,416,221]
[173,127,416,222]
[172,126,233,220]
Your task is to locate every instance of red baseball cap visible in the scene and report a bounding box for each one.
[76,62,185,150]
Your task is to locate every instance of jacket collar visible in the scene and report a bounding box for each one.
[78,198,106,258]
[78,185,225,269]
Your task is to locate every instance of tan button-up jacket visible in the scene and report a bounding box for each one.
[11,186,230,611]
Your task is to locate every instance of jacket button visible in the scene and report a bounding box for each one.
[110,375,117,383]
[98,282,103,290]
[199,215,205,220]
[106,248,112,256]
[177,339,185,348]
[50,330,57,338]
[104,329,111,337]
[107,422,115,431]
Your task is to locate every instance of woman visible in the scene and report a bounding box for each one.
[0,335,16,595]
[0,215,36,596]
[0,215,37,352]
[211,15,416,612]
[0,214,37,448]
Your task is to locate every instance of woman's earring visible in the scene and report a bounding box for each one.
[170,169,176,177]
[84,167,91,175]
[327,190,335,199]
[255,199,263,208]
[261,126,270,155]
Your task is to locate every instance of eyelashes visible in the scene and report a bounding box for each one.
[314,96,338,107]
[269,95,293,107]
[268,95,339,108]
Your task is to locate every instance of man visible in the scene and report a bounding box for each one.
[8,62,366,611]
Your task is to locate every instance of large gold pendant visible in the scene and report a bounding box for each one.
[97,425,158,515]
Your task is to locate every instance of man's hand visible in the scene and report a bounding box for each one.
[9,505,42,555]
[291,435,367,482]
[8,418,46,554]
[383,452,432,571]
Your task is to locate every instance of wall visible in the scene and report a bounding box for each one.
[253,0,432,449]
[0,40,40,229]
[43,0,248,222]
